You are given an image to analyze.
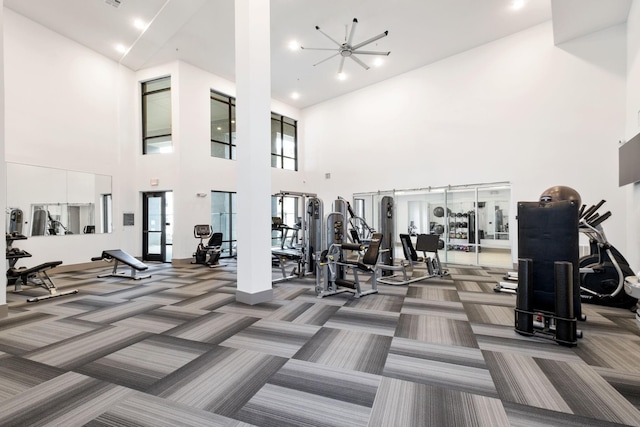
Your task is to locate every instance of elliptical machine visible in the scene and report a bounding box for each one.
[578,200,637,309]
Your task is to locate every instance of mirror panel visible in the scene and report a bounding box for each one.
[6,162,112,236]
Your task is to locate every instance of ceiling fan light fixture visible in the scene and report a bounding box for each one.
[302,18,390,74]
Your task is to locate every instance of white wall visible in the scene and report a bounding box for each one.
[4,8,129,266]
[302,22,628,262]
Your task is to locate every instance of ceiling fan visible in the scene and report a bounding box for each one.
[301,18,390,73]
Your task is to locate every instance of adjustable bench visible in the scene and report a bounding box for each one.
[7,261,78,302]
[91,249,151,280]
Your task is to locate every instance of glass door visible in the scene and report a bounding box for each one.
[143,191,173,262]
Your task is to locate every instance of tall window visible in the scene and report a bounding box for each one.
[210,90,297,169]
[142,77,172,154]
[271,114,297,171]
[211,191,237,257]
[271,194,299,247]
[210,91,236,159]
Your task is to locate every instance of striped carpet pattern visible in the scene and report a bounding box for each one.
[0,261,639,426]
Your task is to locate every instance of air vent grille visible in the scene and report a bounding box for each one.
[105,0,122,8]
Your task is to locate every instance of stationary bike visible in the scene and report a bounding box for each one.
[192,224,224,268]
[578,200,637,309]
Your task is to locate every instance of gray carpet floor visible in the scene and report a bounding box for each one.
[0,260,639,426]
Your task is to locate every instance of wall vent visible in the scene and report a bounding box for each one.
[105,0,122,8]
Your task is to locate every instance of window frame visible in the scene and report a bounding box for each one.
[141,76,172,155]
[210,90,236,159]
[271,113,298,171]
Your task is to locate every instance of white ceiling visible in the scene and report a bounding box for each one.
[3,0,633,109]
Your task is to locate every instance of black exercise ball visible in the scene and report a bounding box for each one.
[433,224,444,235]
[438,239,444,250]
[433,206,445,218]
[539,186,582,207]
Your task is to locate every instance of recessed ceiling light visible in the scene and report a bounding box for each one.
[217,126,222,131]
[115,44,127,53]
[337,72,347,81]
[291,92,300,100]
[374,58,384,67]
[511,0,525,10]
[133,19,147,30]
[288,40,300,51]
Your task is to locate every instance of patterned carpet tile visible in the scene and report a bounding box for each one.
[221,319,320,358]
[100,283,173,300]
[458,290,516,307]
[537,358,640,425]
[164,312,259,344]
[395,313,479,348]
[0,371,134,426]
[288,302,341,326]
[90,390,253,427]
[75,300,164,324]
[112,305,208,334]
[463,302,515,326]
[0,356,65,401]
[0,317,99,355]
[150,346,287,417]
[573,334,640,373]
[474,327,584,363]
[76,334,213,392]
[594,366,640,410]
[215,301,288,318]
[172,292,237,311]
[343,294,405,312]
[268,359,380,406]
[484,350,640,425]
[406,286,460,301]
[236,383,371,427]
[400,298,469,321]
[323,306,400,336]
[294,327,392,375]
[266,300,318,322]
[368,377,510,427]
[271,284,311,301]
[503,401,632,427]
[25,325,152,370]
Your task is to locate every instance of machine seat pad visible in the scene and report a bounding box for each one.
[101,250,148,271]
[7,261,63,278]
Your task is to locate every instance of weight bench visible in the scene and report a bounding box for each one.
[91,250,151,280]
[7,261,78,302]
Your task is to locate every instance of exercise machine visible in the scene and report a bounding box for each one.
[191,224,224,268]
[271,191,320,283]
[6,232,78,302]
[91,249,151,280]
[514,199,582,346]
[378,233,448,285]
[315,218,381,298]
[578,200,637,308]
[496,198,637,309]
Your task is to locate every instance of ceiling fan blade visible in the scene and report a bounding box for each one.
[351,50,390,56]
[315,25,343,48]
[351,31,388,50]
[301,47,341,51]
[346,18,358,47]
[338,56,346,74]
[349,55,370,70]
[313,52,340,67]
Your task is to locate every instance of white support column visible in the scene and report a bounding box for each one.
[234,0,273,304]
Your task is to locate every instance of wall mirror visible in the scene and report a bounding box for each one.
[6,162,112,236]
